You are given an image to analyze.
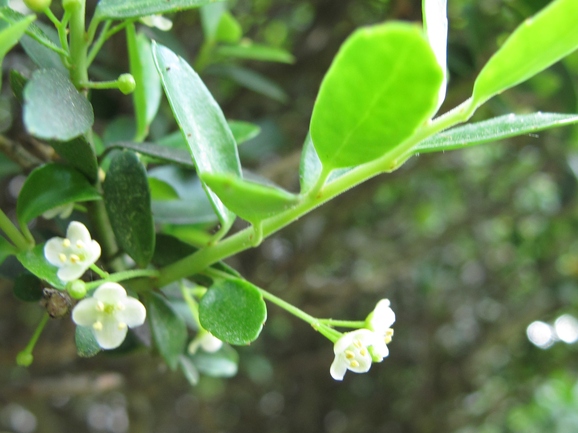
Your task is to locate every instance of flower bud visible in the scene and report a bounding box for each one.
[66,280,87,300]
[24,0,51,12]
[16,352,34,367]
[118,73,136,95]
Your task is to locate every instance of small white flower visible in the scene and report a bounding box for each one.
[42,203,74,219]
[72,282,146,350]
[366,298,396,361]
[44,221,101,281]
[330,329,377,381]
[188,331,223,354]
[139,14,173,31]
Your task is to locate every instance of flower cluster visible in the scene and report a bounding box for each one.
[330,299,395,381]
[72,282,146,350]
[44,221,101,281]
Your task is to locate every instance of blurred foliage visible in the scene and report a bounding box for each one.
[2,0,578,432]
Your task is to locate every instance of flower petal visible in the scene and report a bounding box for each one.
[67,221,92,244]
[330,356,348,380]
[93,282,127,304]
[44,237,65,266]
[57,263,87,281]
[94,317,129,349]
[72,298,100,326]
[117,297,146,328]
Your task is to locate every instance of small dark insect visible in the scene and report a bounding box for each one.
[41,288,72,319]
[166,67,171,71]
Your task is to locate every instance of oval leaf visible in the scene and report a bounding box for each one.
[103,150,155,267]
[17,163,101,225]
[17,243,65,289]
[472,0,578,107]
[50,136,99,183]
[24,69,94,141]
[146,292,187,370]
[0,12,35,82]
[199,278,267,345]
[310,22,443,170]
[153,42,241,237]
[201,172,299,224]
[75,325,101,358]
[96,0,213,20]
[228,120,261,144]
[415,112,578,153]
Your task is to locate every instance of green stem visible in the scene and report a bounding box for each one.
[68,0,88,88]
[86,269,160,290]
[126,22,148,142]
[180,283,200,324]
[16,313,50,367]
[24,28,70,58]
[318,319,367,328]
[89,263,109,279]
[86,20,111,67]
[156,98,476,288]
[0,208,31,251]
[79,79,121,90]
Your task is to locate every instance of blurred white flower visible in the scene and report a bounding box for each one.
[366,298,396,361]
[72,282,146,349]
[330,329,376,381]
[188,331,223,354]
[139,14,173,31]
[42,202,74,219]
[44,221,101,281]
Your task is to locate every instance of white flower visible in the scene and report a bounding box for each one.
[139,15,173,31]
[330,329,377,381]
[72,282,146,350]
[42,202,74,219]
[188,331,223,354]
[366,299,396,361]
[44,221,101,281]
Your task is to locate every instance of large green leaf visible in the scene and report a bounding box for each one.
[17,163,101,225]
[103,150,155,267]
[472,0,578,108]
[23,69,94,141]
[199,278,267,345]
[146,292,187,370]
[50,136,99,183]
[95,0,214,19]
[201,172,299,224]
[0,12,35,83]
[153,42,241,237]
[108,141,193,167]
[310,23,443,170]
[17,243,65,289]
[415,112,578,154]
[20,22,68,74]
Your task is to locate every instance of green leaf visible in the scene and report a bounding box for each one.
[148,177,179,201]
[75,326,102,357]
[228,120,260,144]
[96,0,214,19]
[472,0,578,108]
[50,136,99,183]
[9,69,27,103]
[210,64,288,102]
[216,42,294,64]
[17,163,101,225]
[146,291,187,370]
[179,355,200,385]
[13,272,43,302]
[20,22,67,74]
[199,278,267,345]
[190,345,238,377]
[23,69,94,141]
[17,243,64,289]
[310,22,443,170]
[108,141,193,167]
[0,12,35,85]
[200,2,227,42]
[0,234,16,266]
[215,11,242,43]
[202,172,299,224]
[422,0,447,110]
[153,42,241,237]
[415,112,578,153]
[151,233,197,267]
[0,7,56,51]
[103,150,155,267]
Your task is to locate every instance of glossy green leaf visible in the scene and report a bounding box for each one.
[108,141,193,167]
[50,136,99,183]
[17,243,64,289]
[216,42,294,63]
[153,43,241,236]
[190,344,238,377]
[20,22,67,74]
[17,163,101,225]
[228,120,260,144]
[215,11,242,43]
[96,0,214,19]
[13,272,43,302]
[423,0,447,110]
[0,7,55,50]
[415,112,578,153]
[199,278,267,345]
[472,0,578,108]
[146,292,187,370]
[310,23,443,170]
[299,133,321,193]
[200,1,227,42]
[149,165,218,225]
[179,355,200,385]
[151,234,197,267]
[149,177,179,201]
[75,325,101,358]
[103,150,155,267]
[210,64,288,102]
[202,172,299,223]
[0,12,34,83]
[24,69,94,141]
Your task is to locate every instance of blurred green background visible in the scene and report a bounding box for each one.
[3,0,578,432]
